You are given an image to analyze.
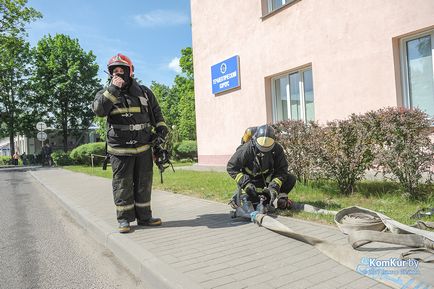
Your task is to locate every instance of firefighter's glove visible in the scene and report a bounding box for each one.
[153,146,169,168]
[154,136,165,147]
[268,188,278,205]
[244,183,257,199]
[156,125,168,140]
[277,193,291,209]
[261,188,276,205]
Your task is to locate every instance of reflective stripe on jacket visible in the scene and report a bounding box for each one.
[92,79,166,156]
[226,141,289,189]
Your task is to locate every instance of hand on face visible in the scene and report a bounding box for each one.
[111,67,125,88]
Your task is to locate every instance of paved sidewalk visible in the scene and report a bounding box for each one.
[28,168,433,289]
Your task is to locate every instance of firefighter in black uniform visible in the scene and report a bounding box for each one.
[93,53,168,233]
[227,125,296,210]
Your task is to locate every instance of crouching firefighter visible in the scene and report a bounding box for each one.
[227,125,296,212]
[92,53,168,233]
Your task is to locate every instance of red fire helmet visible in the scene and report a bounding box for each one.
[107,53,134,77]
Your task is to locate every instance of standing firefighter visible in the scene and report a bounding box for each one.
[93,53,168,233]
[227,125,296,210]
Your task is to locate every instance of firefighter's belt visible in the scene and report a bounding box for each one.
[107,144,150,155]
[111,123,151,131]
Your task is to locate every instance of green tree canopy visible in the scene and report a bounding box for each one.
[0,0,41,156]
[149,47,196,141]
[150,81,179,128]
[175,47,195,140]
[0,37,38,136]
[93,116,107,140]
[173,75,195,140]
[32,34,101,151]
[179,47,193,79]
[0,0,42,36]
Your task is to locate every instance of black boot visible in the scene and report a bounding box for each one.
[138,217,162,226]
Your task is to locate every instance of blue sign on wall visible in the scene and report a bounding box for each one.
[211,55,240,94]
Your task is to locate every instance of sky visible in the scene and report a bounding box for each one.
[26,0,192,86]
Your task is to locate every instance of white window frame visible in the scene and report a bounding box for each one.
[400,30,434,110]
[267,0,289,13]
[271,67,313,123]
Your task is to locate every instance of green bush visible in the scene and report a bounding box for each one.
[70,142,105,165]
[274,108,433,198]
[316,115,374,195]
[273,120,323,184]
[0,156,12,165]
[51,150,74,166]
[174,140,197,159]
[365,107,434,199]
[0,156,23,165]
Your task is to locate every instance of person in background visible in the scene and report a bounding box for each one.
[42,143,53,166]
[13,151,20,166]
[21,152,27,166]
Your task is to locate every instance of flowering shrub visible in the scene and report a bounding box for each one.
[315,115,374,195]
[273,107,433,198]
[273,120,322,184]
[365,107,433,198]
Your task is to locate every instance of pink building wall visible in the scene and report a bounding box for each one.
[190,0,434,166]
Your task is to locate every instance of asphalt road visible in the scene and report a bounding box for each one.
[0,170,147,289]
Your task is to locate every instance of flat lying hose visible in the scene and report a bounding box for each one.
[415,221,434,230]
[335,207,434,257]
[349,230,434,250]
[291,202,338,215]
[252,213,432,289]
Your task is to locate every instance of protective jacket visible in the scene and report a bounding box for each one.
[93,79,166,156]
[227,140,289,193]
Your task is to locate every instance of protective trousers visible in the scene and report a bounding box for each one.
[110,149,153,222]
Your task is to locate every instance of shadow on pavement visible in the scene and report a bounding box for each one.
[136,213,251,230]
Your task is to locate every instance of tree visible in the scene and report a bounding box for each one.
[0,0,41,157]
[32,34,100,151]
[90,116,106,140]
[179,47,193,78]
[173,47,196,140]
[150,81,179,128]
[0,0,41,36]
[173,75,195,140]
[0,37,39,136]
[149,47,196,141]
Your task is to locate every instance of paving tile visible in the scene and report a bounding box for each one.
[33,169,430,289]
[200,276,237,289]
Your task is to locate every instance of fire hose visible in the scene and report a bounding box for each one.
[233,199,434,289]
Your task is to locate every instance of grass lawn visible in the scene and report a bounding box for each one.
[64,164,433,227]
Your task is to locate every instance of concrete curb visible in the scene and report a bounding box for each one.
[28,170,202,289]
[0,165,41,172]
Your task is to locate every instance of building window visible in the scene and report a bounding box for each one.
[267,0,292,13]
[401,30,434,117]
[272,67,315,123]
